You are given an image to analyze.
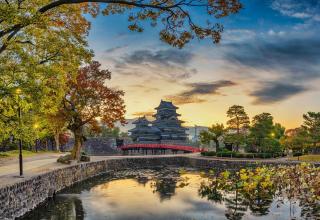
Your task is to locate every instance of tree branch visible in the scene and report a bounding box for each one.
[0,0,179,54]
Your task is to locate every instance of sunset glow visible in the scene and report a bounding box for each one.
[88,0,320,128]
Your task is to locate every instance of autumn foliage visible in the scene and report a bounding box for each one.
[60,61,126,160]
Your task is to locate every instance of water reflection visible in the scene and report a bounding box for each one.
[22,195,85,220]
[20,165,320,220]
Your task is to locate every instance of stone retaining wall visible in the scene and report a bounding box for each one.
[0,156,314,220]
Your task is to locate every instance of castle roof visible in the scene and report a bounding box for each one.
[129,126,161,134]
[132,116,150,125]
[155,100,178,110]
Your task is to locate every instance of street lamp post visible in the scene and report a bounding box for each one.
[16,88,23,177]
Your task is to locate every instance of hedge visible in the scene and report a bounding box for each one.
[201,151,285,158]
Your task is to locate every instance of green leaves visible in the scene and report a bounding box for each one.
[200,164,320,218]
[0,1,92,147]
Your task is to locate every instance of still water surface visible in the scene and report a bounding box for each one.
[21,168,319,220]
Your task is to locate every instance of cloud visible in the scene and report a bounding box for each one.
[223,29,256,43]
[165,80,237,105]
[164,95,206,105]
[121,49,193,66]
[249,82,308,104]
[132,111,154,117]
[113,48,197,80]
[223,37,320,81]
[268,29,286,37]
[180,80,237,96]
[220,35,319,103]
[129,84,160,93]
[271,0,320,20]
[105,45,128,53]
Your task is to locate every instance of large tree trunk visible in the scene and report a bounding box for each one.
[53,132,60,152]
[71,127,83,161]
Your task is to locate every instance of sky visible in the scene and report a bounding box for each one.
[86,0,320,129]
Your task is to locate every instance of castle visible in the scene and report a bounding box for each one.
[129,100,188,143]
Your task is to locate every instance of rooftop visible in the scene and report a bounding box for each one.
[155,100,178,110]
[132,116,151,125]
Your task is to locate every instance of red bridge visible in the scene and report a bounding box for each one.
[120,143,203,154]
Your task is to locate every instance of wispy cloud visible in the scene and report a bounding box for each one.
[165,96,206,105]
[121,49,193,66]
[220,35,320,104]
[223,37,320,82]
[271,0,320,20]
[249,82,308,104]
[180,81,237,96]
[129,84,160,93]
[105,45,128,53]
[165,80,237,105]
[113,48,197,80]
[132,111,154,117]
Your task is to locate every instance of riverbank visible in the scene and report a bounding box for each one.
[0,154,319,220]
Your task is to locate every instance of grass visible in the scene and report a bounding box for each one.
[288,154,320,162]
[0,150,47,159]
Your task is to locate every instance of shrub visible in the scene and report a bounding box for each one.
[201,151,286,159]
[57,154,72,164]
[293,152,303,157]
[201,151,216,156]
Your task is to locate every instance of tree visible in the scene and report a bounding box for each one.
[272,123,285,140]
[45,111,69,151]
[280,128,310,154]
[59,61,125,160]
[226,105,250,151]
[249,113,274,153]
[0,2,92,146]
[101,126,120,138]
[0,0,242,54]
[84,125,120,138]
[302,112,320,150]
[200,123,224,150]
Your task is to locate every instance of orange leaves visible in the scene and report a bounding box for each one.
[53,20,65,27]
[62,61,126,134]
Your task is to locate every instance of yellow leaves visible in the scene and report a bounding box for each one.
[221,170,230,179]
[199,163,320,219]
[179,168,187,175]
[240,173,248,181]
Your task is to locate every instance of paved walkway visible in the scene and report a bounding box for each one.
[0,152,309,188]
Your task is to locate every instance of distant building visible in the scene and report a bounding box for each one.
[186,126,209,142]
[129,100,188,144]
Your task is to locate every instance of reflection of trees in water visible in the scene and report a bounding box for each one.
[20,196,84,220]
[149,168,190,202]
[199,164,320,220]
[136,175,149,186]
[150,170,180,201]
[246,193,273,216]
[300,200,320,219]
[199,179,223,203]
[224,189,247,220]
[61,174,112,194]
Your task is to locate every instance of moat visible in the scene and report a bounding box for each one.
[20,167,320,220]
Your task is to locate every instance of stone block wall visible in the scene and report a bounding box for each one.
[0,157,189,220]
